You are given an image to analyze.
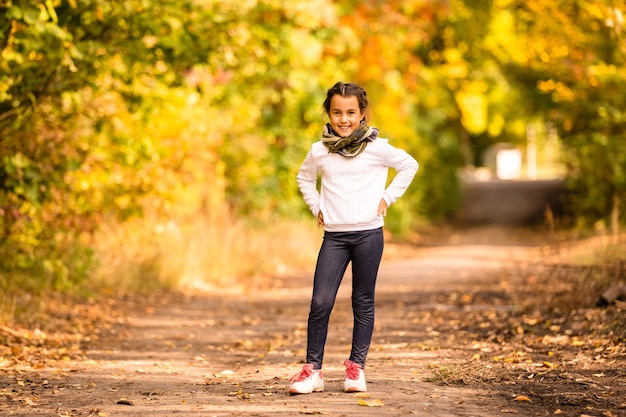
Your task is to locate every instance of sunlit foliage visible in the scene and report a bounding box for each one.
[0,0,624,293]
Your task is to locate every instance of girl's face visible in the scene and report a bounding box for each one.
[328,94,363,138]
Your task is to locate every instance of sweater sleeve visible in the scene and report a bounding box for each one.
[296,148,321,216]
[381,143,419,207]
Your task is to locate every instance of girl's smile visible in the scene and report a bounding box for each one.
[328,95,364,138]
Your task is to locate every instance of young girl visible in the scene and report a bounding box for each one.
[290,82,419,394]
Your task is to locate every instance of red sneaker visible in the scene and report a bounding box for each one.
[343,360,367,392]
[289,364,324,395]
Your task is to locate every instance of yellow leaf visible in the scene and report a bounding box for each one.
[523,317,538,325]
[22,398,38,406]
[358,399,384,407]
[514,395,531,402]
[116,398,133,405]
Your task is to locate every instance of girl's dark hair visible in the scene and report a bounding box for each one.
[323,82,369,116]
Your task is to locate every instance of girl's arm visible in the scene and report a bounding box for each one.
[296,149,321,217]
[381,144,419,207]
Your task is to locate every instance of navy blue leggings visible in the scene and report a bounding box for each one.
[306,227,384,370]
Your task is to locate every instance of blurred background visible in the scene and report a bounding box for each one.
[0,0,624,310]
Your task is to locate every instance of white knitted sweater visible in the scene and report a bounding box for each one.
[296,138,419,232]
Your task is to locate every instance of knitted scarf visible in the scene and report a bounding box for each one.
[321,120,379,158]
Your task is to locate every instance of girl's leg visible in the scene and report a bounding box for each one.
[348,227,384,367]
[306,232,351,369]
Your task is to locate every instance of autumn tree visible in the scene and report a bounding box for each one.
[490,0,626,227]
[1,0,624,296]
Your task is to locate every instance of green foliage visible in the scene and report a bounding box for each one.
[1,0,625,296]
[0,0,204,289]
[490,0,626,225]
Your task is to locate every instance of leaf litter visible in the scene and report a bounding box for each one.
[1,232,625,416]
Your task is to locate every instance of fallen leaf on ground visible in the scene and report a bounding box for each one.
[116,398,133,405]
[217,370,235,377]
[358,398,384,407]
[21,398,39,406]
[514,395,531,402]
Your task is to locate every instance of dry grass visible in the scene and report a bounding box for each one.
[553,231,626,266]
[90,212,322,295]
[425,361,519,385]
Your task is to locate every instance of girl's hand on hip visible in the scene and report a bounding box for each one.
[317,211,325,228]
[377,199,388,217]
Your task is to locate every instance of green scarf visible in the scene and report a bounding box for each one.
[321,120,379,158]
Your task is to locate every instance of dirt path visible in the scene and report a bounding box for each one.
[2,227,625,416]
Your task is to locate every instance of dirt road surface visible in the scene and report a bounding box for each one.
[2,227,625,416]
